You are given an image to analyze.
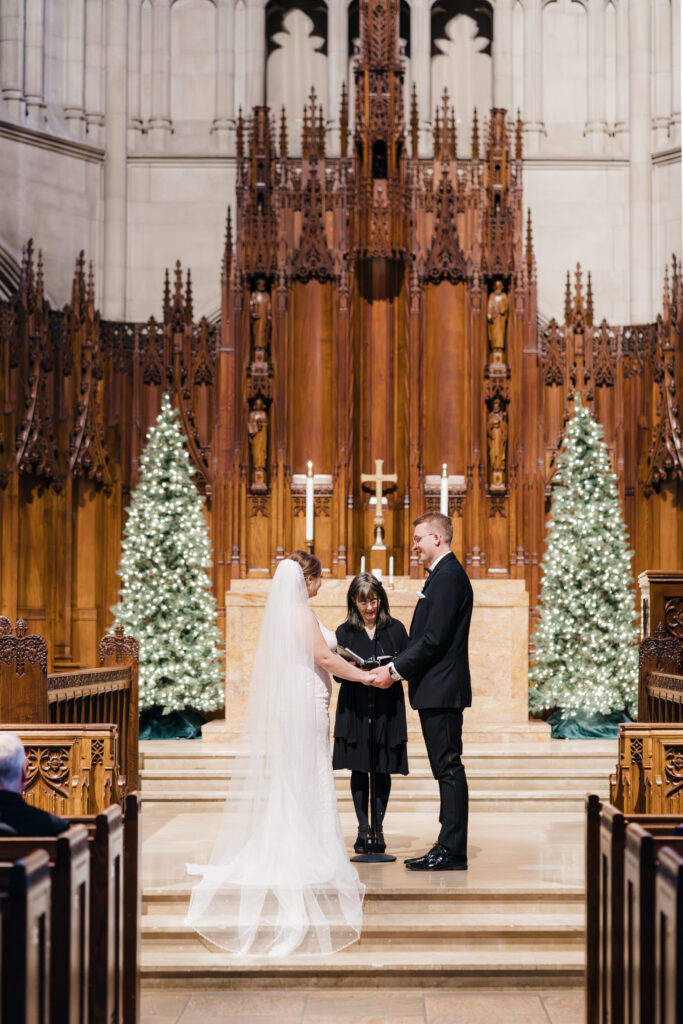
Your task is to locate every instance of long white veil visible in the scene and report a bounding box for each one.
[186,559,365,956]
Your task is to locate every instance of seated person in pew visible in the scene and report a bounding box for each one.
[0,734,68,836]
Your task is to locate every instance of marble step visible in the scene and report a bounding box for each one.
[139,765,611,794]
[141,911,584,953]
[142,885,584,919]
[140,741,617,774]
[140,947,585,989]
[140,787,607,813]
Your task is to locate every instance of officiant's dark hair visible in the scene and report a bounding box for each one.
[344,574,391,631]
[288,550,322,578]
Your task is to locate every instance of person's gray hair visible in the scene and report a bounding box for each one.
[0,733,26,790]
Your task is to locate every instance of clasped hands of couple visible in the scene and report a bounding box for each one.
[360,668,393,690]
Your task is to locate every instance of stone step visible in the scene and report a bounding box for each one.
[141,788,607,813]
[139,765,611,794]
[142,885,584,919]
[140,948,585,989]
[140,742,617,775]
[141,912,584,953]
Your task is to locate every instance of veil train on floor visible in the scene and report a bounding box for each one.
[185,559,365,957]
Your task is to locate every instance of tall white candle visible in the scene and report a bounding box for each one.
[389,556,394,585]
[440,463,449,516]
[305,461,314,543]
[360,555,366,573]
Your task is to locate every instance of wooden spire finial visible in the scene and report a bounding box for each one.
[515,110,523,161]
[163,268,171,320]
[586,271,594,326]
[185,268,193,322]
[564,270,572,325]
[340,81,349,159]
[279,106,288,160]
[410,82,419,159]
[472,108,479,161]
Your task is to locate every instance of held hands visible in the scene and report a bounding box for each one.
[371,665,394,690]
[360,671,377,686]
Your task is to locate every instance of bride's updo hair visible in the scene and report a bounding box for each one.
[287,550,322,578]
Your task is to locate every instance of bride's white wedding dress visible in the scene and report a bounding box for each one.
[186,560,364,957]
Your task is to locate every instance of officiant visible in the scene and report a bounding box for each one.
[333,574,409,854]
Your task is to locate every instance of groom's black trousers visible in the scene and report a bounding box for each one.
[418,708,468,859]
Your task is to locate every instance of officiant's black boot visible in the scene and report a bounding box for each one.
[354,827,370,854]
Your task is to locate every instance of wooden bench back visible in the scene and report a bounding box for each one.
[654,846,683,1024]
[586,795,683,1024]
[0,825,91,1024]
[624,825,683,1024]
[0,850,52,1024]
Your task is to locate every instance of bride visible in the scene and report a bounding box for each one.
[186,551,377,957]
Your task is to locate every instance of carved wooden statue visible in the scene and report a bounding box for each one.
[487,280,509,361]
[249,278,272,353]
[247,398,269,490]
[487,397,508,489]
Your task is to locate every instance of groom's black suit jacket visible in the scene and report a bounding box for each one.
[392,551,473,711]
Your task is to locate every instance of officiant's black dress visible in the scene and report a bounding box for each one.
[332,620,409,776]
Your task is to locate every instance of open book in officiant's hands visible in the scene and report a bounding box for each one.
[336,646,393,670]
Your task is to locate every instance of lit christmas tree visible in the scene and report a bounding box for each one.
[529,394,638,735]
[112,393,223,722]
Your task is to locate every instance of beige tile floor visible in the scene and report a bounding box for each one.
[140,987,584,1023]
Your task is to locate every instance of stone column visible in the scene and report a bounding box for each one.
[411,0,431,157]
[85,0,105,143]
[149,0,173,145]
[585,0,608,150]
[628,0,652,322]
[212,0,236,151]
[245,0,266,111]
[492,0,513,113]
[522,0,544,148]
[614,0,628,142]
[0,0,24,119]
[128,0,143,135]
[671,0,681,142]
[103,0,128,319]
[653,0,672,147]
[64,0,86,137]
[327,0,347,155]
[23,0,45,128]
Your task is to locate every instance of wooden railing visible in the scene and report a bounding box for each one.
[611,571,683,814]
[0,619,139,811]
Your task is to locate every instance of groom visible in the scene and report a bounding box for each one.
[373,512,473,870]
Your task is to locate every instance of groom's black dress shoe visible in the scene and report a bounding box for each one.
[404,843,467,871]
[404,843,441,865]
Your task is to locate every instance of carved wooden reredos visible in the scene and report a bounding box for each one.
[0,0,681,668]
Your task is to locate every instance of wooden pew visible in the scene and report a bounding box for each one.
[624,824,683,1024]
[0,793,140,1024]
[0,850,52,1024]
[67,792,141,1024]
[655,846,683,1024]
[585,795,683,1024]
[0,826,91,1024]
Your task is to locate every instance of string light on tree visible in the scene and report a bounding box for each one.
[111,392,224,715]
[529,393,638,729]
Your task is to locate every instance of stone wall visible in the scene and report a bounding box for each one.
[0,0,680,323]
